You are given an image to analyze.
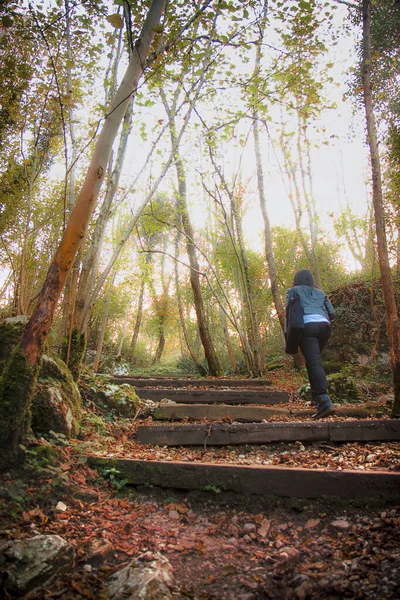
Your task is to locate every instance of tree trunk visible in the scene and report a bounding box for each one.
[60,0,79,342]
[219,305,237,373]
[93,283,113,373]
[251,7,286,332]
[0,0,166,453]
[231,194,264,375]
[254,115,285,331]
[153,331,166,365]
[129,279,145,364]
[74,99,134,334]
[362,0,400,416]
[174,231,206,373]
[20,0,165,367]
[162,94,222,377]
[116,301,131,360]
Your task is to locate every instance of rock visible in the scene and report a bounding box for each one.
[86,538,114,567]
[279,547,300,558]
[366,453,377,463]
[83,564,93,572]
[305,519,320,529]
[378,394,394,407]
[0,320,26,375]
[0,534,76,596]
[31,354,83,438]
[168,510,180,521]
[96,383,140,417]
[106,551,173,600]
[331,519,350,529]
[243,523,256,532]
[258,519,271,538]
[326,278,399,373]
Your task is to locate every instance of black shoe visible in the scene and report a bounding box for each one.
[312,394,335,419]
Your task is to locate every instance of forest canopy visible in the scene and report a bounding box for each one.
[0,0,398,379]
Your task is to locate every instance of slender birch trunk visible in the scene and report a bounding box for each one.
[129,279,145,364]
[174,231,206,373]
[161,86,222,376]
[93,275,115,373]
[116,301,131,360]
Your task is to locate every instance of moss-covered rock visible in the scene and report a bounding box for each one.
[297,370,361,405]
[0,317,27,376]
[80,373,140,417]
[31,354,83,438]
[0,344,39,456]
[96,383,140,417]
[326,371,361,404]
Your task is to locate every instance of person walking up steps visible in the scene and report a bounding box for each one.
[285,269,335,419]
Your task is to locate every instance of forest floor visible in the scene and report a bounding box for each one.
[1,372,400,599]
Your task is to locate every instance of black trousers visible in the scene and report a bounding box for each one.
[299,322,331,401]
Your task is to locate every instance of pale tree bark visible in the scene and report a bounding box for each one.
[116,300,132,360]
[148,242,169,366]
[278,126,317,274]
[174,231,206,373]
[253,116,285,330]
[75,2,215,335]
[129,279,145,364]
[362,0,400,416]
[73,29,129,335]
[93,274,115,373]
[251,8,285,331]
[73,99,134,334]
[158,11,223,376]
[297,113,321,287]
[205,182,262,375]
[230,192,264,375]
[219,305,237,373]
[60,0,80,342]
[78,91,197,333]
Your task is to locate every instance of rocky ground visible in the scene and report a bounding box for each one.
[1,409,399,600]
[1,367,399,599]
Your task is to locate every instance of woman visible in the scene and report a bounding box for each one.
[286,269,335,419]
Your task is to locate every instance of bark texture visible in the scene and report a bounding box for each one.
[362,0,400,416]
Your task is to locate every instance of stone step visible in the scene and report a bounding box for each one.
[111,376,273,388]
[136,419,400,446]
[136,389,288,404]
[87,456,400,500]
[152,403,384,422]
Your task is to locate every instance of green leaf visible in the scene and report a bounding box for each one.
[106,13,123,29]
[1,15,13,27]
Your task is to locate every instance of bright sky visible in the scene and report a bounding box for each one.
[51,2,371,274]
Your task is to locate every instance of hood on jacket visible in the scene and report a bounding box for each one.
[293,269,315,287]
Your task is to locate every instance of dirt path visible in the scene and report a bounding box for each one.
[1,459,399,600]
